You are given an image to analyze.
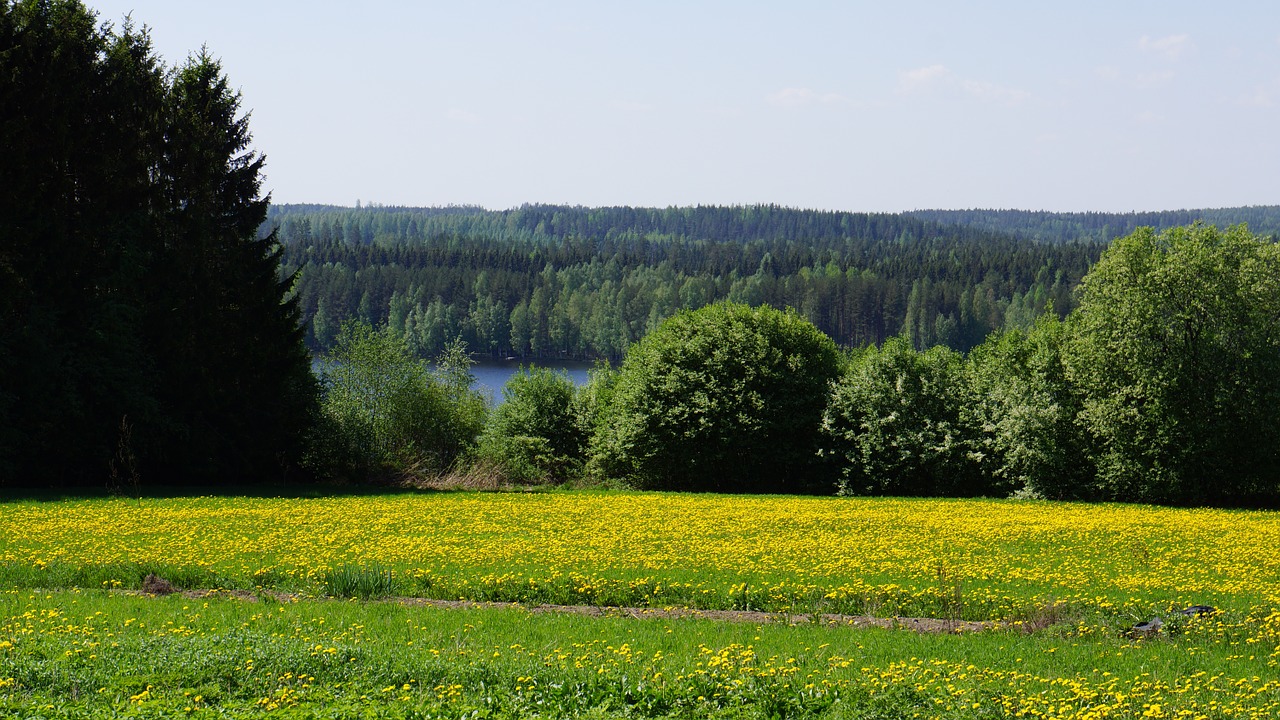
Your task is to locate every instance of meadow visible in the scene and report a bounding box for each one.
[1,491,1278,718]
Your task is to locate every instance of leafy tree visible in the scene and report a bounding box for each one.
[476,367,584,483]
[570,363,619,449]
[1062,224,1280,505]
[966,316,1093,499]
[821,338,992,497]
[590,302,842,493]
[312,321,485,479]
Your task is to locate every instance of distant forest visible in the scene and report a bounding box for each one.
[269,204,1280,359]
[908,206,1280,244]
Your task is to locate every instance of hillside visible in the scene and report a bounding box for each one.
[269,204,1102,358]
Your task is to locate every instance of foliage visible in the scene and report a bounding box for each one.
[966,315,1094,500]
[312,321,485,479]
[0,0,315,487]
[476,366,585,483]
[570,363,619,448]
[590,303,842,493]
[1062,224,1280,505]
[822,338,994,497]
[270,203,1101,359]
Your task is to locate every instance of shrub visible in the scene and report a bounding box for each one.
[590,302,842,493]
[309,321,486,480]
[965,316,1094,500]
[476,367,585,483]
[571,363,619,446]
[822,337,992,497]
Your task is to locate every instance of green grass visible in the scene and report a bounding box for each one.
[0,589,1277,719]
[1,491,1278,717]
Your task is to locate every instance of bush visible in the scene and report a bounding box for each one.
[476,367,585,483]
[590,303,842,493]
[309,321,486,480]
[570,362,619,446]
[821,337,993,497]
[966,316,1094,500]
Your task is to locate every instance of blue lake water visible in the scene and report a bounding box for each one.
[312,357,595,405]
[468,360,594,404]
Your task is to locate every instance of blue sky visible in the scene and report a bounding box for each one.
[88,1,1280,212]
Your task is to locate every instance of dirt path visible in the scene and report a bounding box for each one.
[160,587,995,634]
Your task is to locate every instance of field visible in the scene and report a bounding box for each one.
[1,491,1278,718]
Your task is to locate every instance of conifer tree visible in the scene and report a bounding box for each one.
[0,1,316,486]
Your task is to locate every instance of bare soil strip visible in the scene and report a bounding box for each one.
[150,588,995,634]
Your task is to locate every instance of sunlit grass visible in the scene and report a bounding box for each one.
[0,589,1276,719]
[1,492,1277,620]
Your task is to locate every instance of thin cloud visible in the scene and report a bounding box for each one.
[1096,66,1176,91]
[961,79,1030,106]
[1133,70,1176,89]
[897,64,950,93]
[1138,34,1191,60]
[446,107,479,123]
[767,87,850,107]
[612,100,655,113]
[897,65,1028,106]
[1134,110,1166,124]
[1240,80,1279,108]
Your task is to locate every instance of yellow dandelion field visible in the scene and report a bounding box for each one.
[1,492,1277,617]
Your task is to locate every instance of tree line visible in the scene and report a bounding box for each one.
[321,223,1280,508]
[908,206,1280,244]
[271,204,1101,359]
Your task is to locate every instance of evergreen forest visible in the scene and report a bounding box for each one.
[273,203,1280,359]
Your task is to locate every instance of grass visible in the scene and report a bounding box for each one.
[322,564,396,599]
[1,492,1277,620]
[0,490,1278,717]
[0,588,1276,718]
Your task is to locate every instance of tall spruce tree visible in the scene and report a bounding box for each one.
[0,0,315,487]
[144,50,316,482]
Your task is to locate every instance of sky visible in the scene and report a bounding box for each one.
[87,1,1280,213]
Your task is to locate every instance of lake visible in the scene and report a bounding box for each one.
[312,357,596,405]
[467,359,595,404]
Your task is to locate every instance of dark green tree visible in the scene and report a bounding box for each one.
[0,1,166,484]
[590,302,842,493]
[1062,224,1280,505]
[141,49,317,482]
[0,1,316,486]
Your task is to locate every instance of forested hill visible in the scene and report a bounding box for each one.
[907,206,1280,244]
[269,204,1104,360]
